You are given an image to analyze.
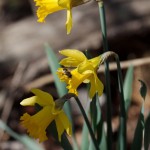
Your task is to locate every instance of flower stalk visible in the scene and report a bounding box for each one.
[98,1,112,149]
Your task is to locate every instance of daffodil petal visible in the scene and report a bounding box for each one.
[59,112,72,136]
[89,76,97,98]
[59,49,86,62]
[89,55,102,69]
[94,73,104,96]
[20,96,38,106]
[31,89,55,106]
[66,69,90,95]
[78,60,94,74]
[60,57,82,67]
[55,111,72,141]
[88,73,104,98]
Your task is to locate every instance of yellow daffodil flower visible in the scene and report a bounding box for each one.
[20,89,72,142]
[57,49,104,98]
[34,0,89,34]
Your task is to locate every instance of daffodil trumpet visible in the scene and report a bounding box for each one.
[20,89,74,142]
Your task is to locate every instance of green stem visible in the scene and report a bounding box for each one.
[115,55,126,150]
[98,1,112,149]
[74,96,100,150]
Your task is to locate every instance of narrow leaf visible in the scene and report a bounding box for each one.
[97,121,107,150]
[81,102,90,150]
[123,66,133,112]
[144,112,150,150]
[81,122,89,150]
[97,97,107,150]
[131,104,144,150]
[44,43,67,97]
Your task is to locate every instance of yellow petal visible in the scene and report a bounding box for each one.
[59,49,86,63]
[67,69,90,95]
[78,60,94,74]
[89,73,104,98]
[32,89,55,106]
[60,57,82,67]
[89,55,102,69]
[55,111,72,141]
[20,106,55,142]
[94,73,104,96]
[20,96,38,106]
[20,89,54,107]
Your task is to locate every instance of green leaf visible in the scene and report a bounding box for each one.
[89,94,107,150]
[81,121,89,150]
[123,66,133,112]
[81,102,90,150]
[138,79,147,100]
[131,104,144,150]
[90,94,99,131]
[88,94,101,150]
[0,120,44,150]
[97,121,107,150]
[44,43,67,97]
[144,112,150,150]
[96,97,107,150]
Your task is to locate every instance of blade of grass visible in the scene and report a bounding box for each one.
[81,102,90,150]
[81,122,89,150]
[131,104,144,150]
[0,120,44,150]
[123,66,134,112]
[144,112,150,150]
[88,94,100,150]
[96,95,107,150]
[90,94,99,131]
[97,122,107,150]
[131,80,147,150]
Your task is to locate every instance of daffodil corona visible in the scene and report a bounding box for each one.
[34,0,89,34]
[57,49,104,98]
[20,89,72,142]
